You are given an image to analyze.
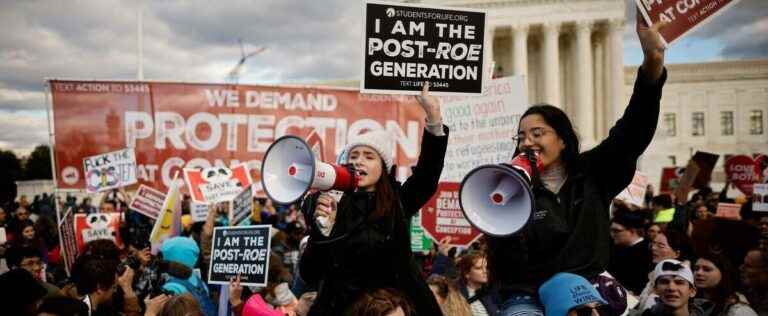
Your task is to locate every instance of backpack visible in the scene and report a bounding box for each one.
[165,276,217,316]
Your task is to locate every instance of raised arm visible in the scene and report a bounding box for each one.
[400,82,449,217]
[586,9,669,198]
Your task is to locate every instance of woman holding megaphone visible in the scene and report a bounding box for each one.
[485,11,669,315]
[298,82,447,316]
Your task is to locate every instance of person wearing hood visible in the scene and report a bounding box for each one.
[159,236,216,316]
[299,83,447,315]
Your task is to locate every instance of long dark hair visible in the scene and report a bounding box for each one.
[370,161,397,221]
[513,104,580,174]
[695,252,739,314]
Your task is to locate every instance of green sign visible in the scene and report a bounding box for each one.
[411,210,433,253]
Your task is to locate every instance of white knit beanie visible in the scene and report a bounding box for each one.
[345,130,395,170]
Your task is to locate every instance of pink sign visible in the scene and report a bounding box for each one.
[715,202,741,220]
[129,184,166,220]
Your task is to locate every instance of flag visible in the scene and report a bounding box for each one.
[149,176,182,254]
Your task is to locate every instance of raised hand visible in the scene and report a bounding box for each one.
[415,82,442,124]
[636,8,668,81]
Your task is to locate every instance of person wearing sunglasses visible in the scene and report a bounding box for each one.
[643,259,708,316]
[539,273,614,316]
[485,9,668,316]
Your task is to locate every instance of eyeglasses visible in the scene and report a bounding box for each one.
[511,127,555,144]
[572,304,611,316]
[609,227,626,234]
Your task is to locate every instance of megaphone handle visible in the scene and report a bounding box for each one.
[524,149,540,187]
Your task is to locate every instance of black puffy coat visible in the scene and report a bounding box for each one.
[299,127,448,316]
[487,68,667,297]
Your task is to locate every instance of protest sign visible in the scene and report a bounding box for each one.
[616,171,649,207]
[635,0,741,46]
[57,207,77,275]
[184,163,253,204]
[692,151,719,189]
[129,184,166,220]
[230,185,253,226]
[74,212,123,252]
[410,210,433,253]
[49,80,428,197]
[754,184,768,212]
[675,160,700,203]
[191,202,210,223]
[361,0,487,95]
[421,182,481,247]
[83,148,137,193]
[715,202,741,220]
[660,167,685,194]
[208,225,272,287]
[725,155,761,196]
[439,76,528,181]
[754,153,768,183]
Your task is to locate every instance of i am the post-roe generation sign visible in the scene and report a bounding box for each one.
[361,0,487,95]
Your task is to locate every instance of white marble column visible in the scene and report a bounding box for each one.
[485,26,496,78]
[574,21,595,147]
[542,22,561,107]
[607,19,625,127]
[594,32,605,140]
[511,24,529,78]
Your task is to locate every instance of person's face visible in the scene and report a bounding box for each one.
[16,208,29,221]
[516,114,565,170]
[651,234,679,263]
[386,307,406,316]
[655,276,696,310]
[20,256,43,280]
[567,302,606,316]
[740,250,768,288]
[758,217,768,236]
[610,223,636,247]
[349,146,383,192]
[694,258,722,289]
[695,206,709,220]
[466,257,488,285]
[99,202,115,213]
[22,226,35,240]
[647,225,661,242]
[0,208,6,222]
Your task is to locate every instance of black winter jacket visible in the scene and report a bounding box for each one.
[299,127,448,316]
[487,68,667,298]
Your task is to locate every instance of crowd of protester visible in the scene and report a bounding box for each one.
[0,180,766,316]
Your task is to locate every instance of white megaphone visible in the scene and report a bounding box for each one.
[261,135,358,205]
[459,151,542,236]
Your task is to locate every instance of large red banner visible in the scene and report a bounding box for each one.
[49,81,426,196]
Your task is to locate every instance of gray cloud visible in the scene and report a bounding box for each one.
[0,0,765,155]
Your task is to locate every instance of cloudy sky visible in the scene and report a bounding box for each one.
[1,0,766,156]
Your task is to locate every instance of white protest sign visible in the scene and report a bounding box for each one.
[361,0,487,95]
[439,76,528,182]
[129,184,166,220]
[754,183,768,212]
[616,171,649,207]
[83,148,137,193]
[230,185,254,226]
[191,203,210,223]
